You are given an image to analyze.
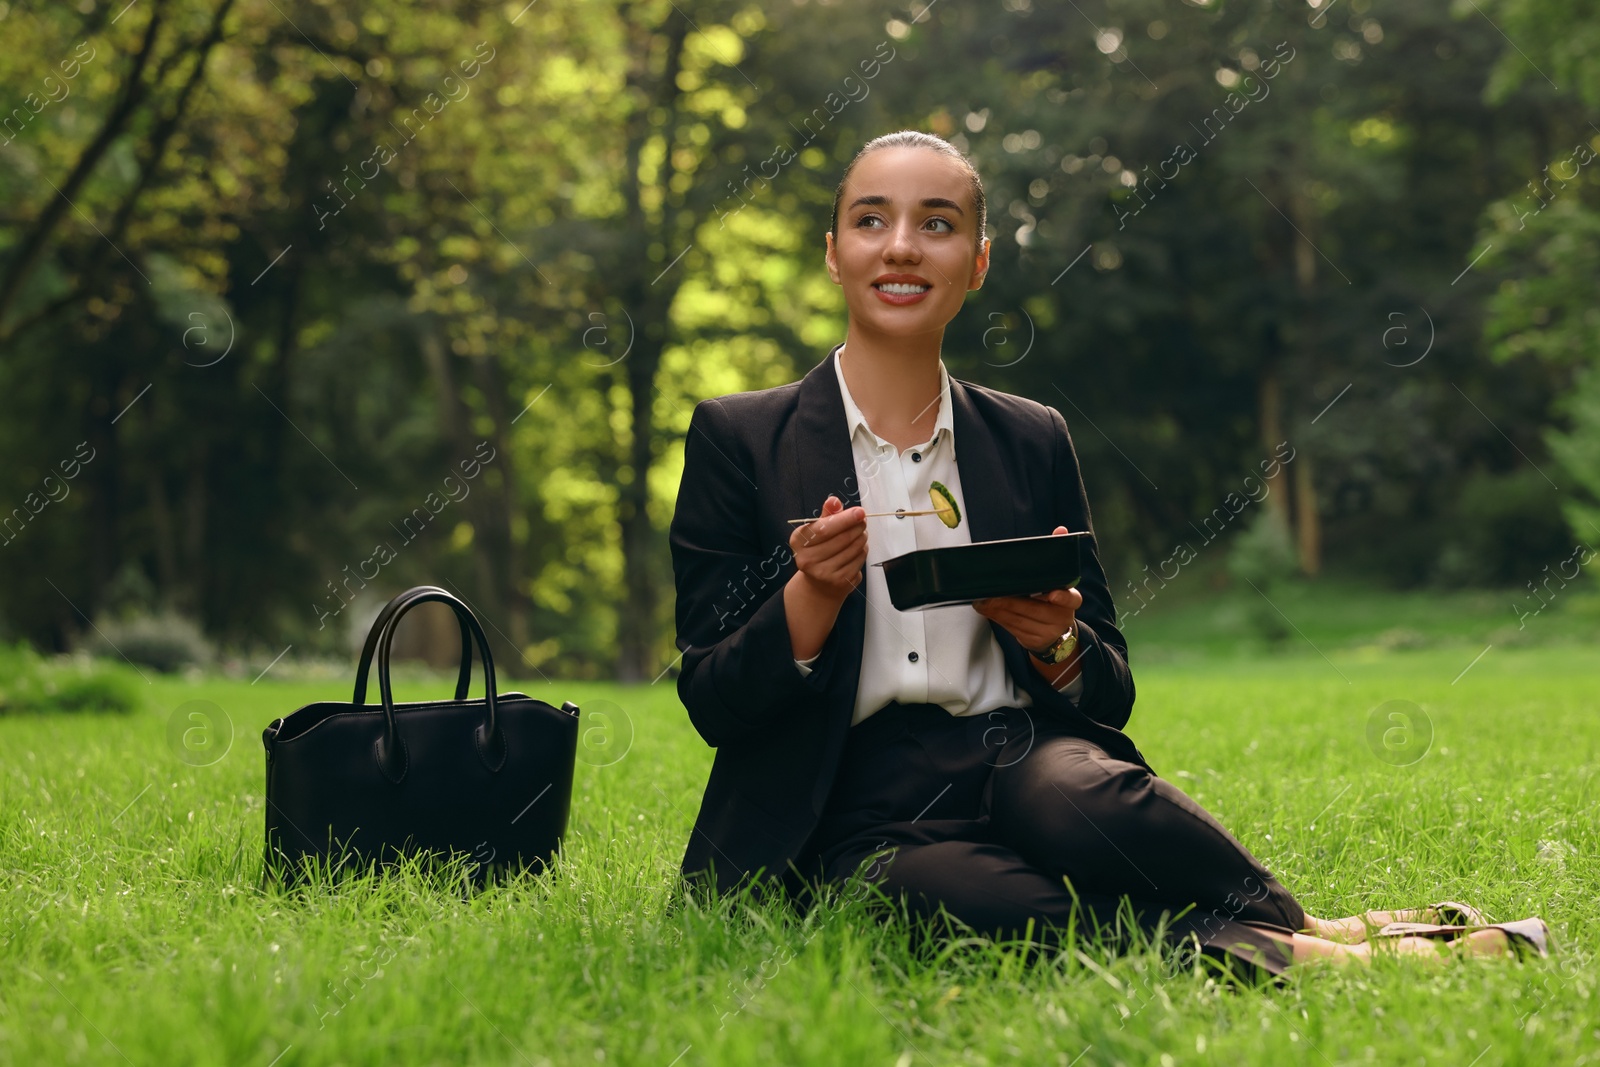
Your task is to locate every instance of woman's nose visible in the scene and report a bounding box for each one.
[885,222,920,261]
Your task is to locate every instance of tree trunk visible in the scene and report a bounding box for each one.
[611,8,689,682]
[616,336,661,682]
[85,369,125,632]
[1258,365,1290,535]
[1293,452,1321,575]
[418,328,529,672]
[1287,179,1323,576]
[182,443,208,614]
[149,473,177,597]
[469,351,530,660]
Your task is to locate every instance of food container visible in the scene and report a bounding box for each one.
[879,532,1086,611]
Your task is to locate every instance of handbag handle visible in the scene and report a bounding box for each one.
[372,588,505,782]
[352,585,473,705]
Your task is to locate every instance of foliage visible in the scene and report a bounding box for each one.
[1546,365,1600,544]
[1225,511,1297,643]
[1476,0,1600,556]
[83,609,213,672]
[1430,466,1576,587]
[0,641,141,714]
[1,0,1596,678]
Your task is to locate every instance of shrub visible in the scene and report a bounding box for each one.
[0,643,141,715]
[1546,363,1600,549]
[84,610,212,673]
[1431,466,1574,587]
[1226,510,1298,588]
[1226,511,1297,643]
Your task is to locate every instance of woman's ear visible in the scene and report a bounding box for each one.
[968,235,990,290]
[824,231,842,285]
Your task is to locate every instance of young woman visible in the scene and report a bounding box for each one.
[668,129,1549,976]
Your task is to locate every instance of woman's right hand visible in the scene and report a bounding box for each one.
[788,493,868,604]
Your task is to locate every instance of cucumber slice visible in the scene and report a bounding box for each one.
[929,481,961,528]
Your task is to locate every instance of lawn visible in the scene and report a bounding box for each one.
[2,586,1598,1066]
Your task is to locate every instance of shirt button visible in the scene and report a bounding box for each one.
[907,651,919,663]
[911,452,921,462]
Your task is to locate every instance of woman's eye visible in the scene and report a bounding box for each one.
[855,215,954,232]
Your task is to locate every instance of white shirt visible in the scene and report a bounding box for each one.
[794,346,1085,725]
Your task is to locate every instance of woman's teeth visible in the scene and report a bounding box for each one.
[875,282,930,294]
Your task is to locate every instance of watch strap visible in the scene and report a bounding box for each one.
[1030,621,1079,663]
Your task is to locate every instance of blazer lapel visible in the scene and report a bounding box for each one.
[949,376,1055,696]
[950,376,1019,544]
[793,342,861,514]
[791,344,868,736]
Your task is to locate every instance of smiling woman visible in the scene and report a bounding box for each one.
[668,129,1551,979]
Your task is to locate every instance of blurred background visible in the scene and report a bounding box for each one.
[1,0,1596,690]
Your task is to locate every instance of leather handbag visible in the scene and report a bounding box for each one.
[262,585,580,884]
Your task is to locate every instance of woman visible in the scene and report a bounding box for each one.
[668,129,1548,976]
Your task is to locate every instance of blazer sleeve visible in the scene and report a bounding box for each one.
[1044,403,1136,731]
[670,398,835,748]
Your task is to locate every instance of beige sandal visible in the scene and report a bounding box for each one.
[1373,916,1552,959]
[1426,901,1488,926]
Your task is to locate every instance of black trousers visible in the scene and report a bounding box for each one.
[786,702,1306,977]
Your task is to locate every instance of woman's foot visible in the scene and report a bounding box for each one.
[1373,917,1552,959]
[1278,918,1549,966]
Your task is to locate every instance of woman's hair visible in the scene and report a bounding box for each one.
[830,130,987,256]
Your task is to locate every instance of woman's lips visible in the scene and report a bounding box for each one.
[871,282,931,305]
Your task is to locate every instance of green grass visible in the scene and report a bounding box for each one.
[1119,564,1600,661]
[2,624,1598,1064]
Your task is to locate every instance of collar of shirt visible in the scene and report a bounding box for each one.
[835,344,954,457]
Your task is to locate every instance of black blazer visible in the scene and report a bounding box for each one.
[669,342,1150,896]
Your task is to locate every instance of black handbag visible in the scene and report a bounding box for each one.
[262,585,580,884]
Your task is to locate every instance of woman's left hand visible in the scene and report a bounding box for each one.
[972,525,1081,654]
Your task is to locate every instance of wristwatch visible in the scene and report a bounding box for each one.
[1029,622,1079,664]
